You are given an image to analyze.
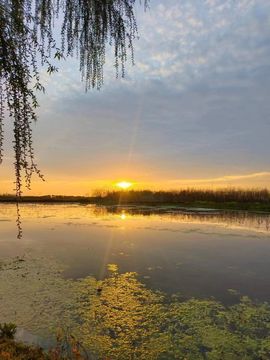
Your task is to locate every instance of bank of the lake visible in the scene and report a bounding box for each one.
[1,188,270,212]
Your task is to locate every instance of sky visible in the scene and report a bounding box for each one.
[1,0,270,195]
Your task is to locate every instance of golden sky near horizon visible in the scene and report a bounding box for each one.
[1,171,270,195]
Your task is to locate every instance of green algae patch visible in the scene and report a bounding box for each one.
[0,256,90,338]
[1,258,270,359]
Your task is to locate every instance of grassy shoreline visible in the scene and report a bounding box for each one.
[1,188,270,212]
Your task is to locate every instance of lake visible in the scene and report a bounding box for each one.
[1,203,270,355]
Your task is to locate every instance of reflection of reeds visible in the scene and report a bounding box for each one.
[105,207,270,232]
[2,202,270,238]
[2,188,270,237]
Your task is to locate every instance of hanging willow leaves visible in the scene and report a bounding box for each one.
[0,0,147,197]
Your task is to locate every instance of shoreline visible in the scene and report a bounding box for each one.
[1,198,270,213]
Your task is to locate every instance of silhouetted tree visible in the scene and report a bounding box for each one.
[0,0,147,196]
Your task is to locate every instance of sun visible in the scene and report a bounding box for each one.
[120,212,126,220]
[116,181,133,190]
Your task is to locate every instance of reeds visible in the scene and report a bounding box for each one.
[98,188,270,204]
[1,188,270,205]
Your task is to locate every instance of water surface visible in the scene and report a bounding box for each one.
[1,203,270,303]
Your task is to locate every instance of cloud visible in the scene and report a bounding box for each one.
[169,171,270,185]
[37,0,270,95]
[127,0,270,91]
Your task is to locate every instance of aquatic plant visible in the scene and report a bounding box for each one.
[1,257,270,359]
[0,323,17,339]
[75,269,270,359]
[0,338,48,359]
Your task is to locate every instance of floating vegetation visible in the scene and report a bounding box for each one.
[0,256,80,338]
[1,257,270,359]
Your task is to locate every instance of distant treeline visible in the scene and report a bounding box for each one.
[98,188,270,204]
[0,194,95,203]
[1,189,270,206]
